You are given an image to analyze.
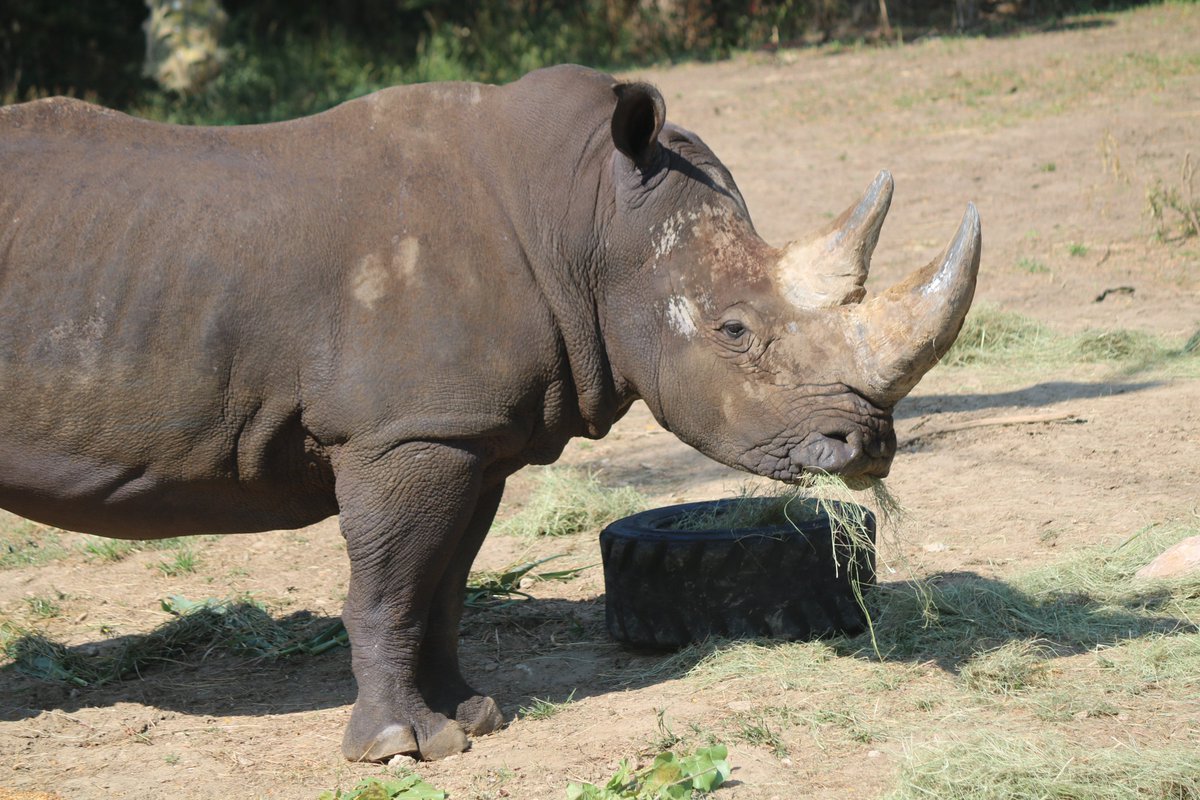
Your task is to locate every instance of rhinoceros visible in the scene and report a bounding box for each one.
[0,64,979,761]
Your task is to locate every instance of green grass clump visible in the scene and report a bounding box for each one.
[851,525,1199,669]
[1147,152,1200,242]
[156,548,201,576]
[733,714,790,758]
[668,487,821,532]
[940,305,1199,373]
[941,306,1049,367]
[0,512,68,569]
[1073,329,1163,363]
[495,468,646,537]
[1016,256,1050,274]
[518,688,576,721]
[888,734,1200,800]
[81,538,139,562]
[81,535,202,563]
[959,639,1051,695]
[686,639,838,690]
[25,594,64,619]
[1,595,346,687]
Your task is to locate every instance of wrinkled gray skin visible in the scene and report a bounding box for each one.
[0,65,979,761]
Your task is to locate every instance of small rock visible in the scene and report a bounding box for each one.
[1135,536,1200,580]
[388,754,416,769]
[922,542,948,553]
[726,700,755,712]
[868,750,883,758]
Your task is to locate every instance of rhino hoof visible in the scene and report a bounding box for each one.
[343,715,470,762]
[457,695,505,736]
[419,717,470,760]
[343,722,418,762]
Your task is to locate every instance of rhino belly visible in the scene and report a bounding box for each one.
[0,414,338,539]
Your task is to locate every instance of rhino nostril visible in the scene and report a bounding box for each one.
[865,437,890,459]
[791,432,861,474]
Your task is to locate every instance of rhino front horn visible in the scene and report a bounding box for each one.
[848,203,981,407]
[778,170,894,308]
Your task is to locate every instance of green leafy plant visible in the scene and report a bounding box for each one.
[319,773,446,800]
[465,555,593,608]
[566,744,731,799]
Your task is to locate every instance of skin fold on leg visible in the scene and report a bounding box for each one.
[335,440,486,761]
[417,481,506,736]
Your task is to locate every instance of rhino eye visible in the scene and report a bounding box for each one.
[720,320,747,339]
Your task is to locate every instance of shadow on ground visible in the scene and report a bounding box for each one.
[5,567,1191,721]
[897,379,1161,419]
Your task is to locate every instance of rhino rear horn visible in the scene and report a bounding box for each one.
[778,170,893,308]
[848,203,981,407]
[612,82,665,170]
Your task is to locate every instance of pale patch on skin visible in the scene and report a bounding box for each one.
[392,236,420,282]
[653,212,685,262]
[367,90,399,130]
[352,253,390,310]
[666,294,698,338]
[47,312,108,371]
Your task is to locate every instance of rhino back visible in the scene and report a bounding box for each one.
[0,88,569,537]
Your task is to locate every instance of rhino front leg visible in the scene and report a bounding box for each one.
[418,481,506,736]
[336,440,483,762]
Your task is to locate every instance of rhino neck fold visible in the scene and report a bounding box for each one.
[482,73,631,440]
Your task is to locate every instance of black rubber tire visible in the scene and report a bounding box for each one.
[600,498,875,649]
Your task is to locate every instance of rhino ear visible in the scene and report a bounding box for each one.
[611,82,665,170]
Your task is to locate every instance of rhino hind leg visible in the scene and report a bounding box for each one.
[418,482,506,737]
[336,441,486,761]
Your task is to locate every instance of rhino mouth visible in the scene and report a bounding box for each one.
[787,426,897,479]
[744,412,897,482]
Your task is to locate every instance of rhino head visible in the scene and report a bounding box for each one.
[600,82,980,480]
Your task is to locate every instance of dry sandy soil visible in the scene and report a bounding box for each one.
[3,5,1199,798]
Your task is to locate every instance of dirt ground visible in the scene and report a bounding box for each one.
[3,5,1199,798]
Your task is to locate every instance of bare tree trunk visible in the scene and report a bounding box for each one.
[878,0,892,37]
[955,0,979,31]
